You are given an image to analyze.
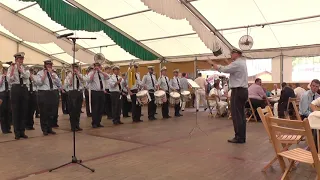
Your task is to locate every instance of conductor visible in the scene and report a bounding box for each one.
[208,49,248,144]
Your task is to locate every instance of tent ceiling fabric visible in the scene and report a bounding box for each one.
[1,0,320,65]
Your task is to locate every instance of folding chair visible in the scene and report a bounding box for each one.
[246,98,258,122]
[267,117,320,180]
[257,107,302,172]
[206,95,220,118]
[285,97,301,120]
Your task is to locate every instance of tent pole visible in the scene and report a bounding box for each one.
[280,53,284,84]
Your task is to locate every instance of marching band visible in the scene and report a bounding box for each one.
[0,52,192,140]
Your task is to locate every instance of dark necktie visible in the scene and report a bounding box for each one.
[29,78,33,92]
[47,71,53,90]
[76,75,80,90]
[150,73,155,88]
[4,76,8,91]
[18,70,23,85]
[97,71,103,90]
[176,78,180,89]
[165,77,169,91]
[116,75,121,90]
[313,94,315,100]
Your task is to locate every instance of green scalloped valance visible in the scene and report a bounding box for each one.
[20,0,158,60]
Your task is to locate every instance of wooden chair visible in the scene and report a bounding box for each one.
[285,97,301,120]
[246,98,258,122]
[267,117,320,180]
[206,95,220,118]
[257,107,302,172]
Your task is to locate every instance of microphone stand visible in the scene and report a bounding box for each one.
[49,37,96,173]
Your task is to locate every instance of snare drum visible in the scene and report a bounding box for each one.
[136,90,149,105]
[180,90,191,102]
[154,90,167,106]
[127,94,131,102]
[169,92,181,105]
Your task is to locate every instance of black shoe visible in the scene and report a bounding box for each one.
[92,124,98,128]
[97,124,104,128]
[52,124,59,128]
[118,121,124,124]
[26,127,35,130]
[196,109,199,112]
[48,130,56,135]
[35,115,40,118]
[149,117,157,121]
[123,115,131,118]
[76,127,83,131]
[107,117,113,120]
[227,138,245,144]
[8,130,12,133]
[20,134,28,138]
[204,108,207,111]
[15,136,20,140]
[133,120,143,123]
[43,132,49,136]
[87,114,92,117]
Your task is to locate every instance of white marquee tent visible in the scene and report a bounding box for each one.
[0,0,320,66]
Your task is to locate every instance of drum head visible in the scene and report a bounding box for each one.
[181,91,190,95]
[137,90,148,96]
[155,90,165,96]
[170,92,180,98]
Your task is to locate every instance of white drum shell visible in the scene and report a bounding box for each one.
[154,90,166,106]
[169,92,181,105]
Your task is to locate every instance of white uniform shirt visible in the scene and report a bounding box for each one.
[142,73,157,91]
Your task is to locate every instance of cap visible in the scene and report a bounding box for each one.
[87,66,93,71]
[5,61,12,65]
[133,62,139,67]
[112,65,120,70]
[43,59,53,64]
[173,69,179,73]
[231,49,242,55]
[14,52,25,59]
[147,66,154,69]
[93,62,101,66]
[71,63,79,67]
[161,66,167,72]
[104,64,111,69]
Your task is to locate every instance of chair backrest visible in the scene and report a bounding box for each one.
[266,116,319,165]
[257,107,273,139]
[287,97,301,120]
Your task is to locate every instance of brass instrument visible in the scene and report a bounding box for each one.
[0,61,3,74]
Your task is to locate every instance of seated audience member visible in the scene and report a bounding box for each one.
[277,82,296,118]
[208,82,228,116]
[308,97,320,150]
[247,78,268,120]
[271,84,281,97]
[294,83,306,100]
[299,79,320,119]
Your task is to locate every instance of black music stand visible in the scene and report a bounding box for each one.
[49,35,96,172]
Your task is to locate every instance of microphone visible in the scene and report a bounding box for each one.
[57,33,74,39]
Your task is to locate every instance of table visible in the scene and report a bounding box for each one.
[268,96,280,102]
[307,111,320,153]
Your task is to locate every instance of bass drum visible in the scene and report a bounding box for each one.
[154,90,166,106]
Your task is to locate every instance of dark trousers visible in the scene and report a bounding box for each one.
[84,89,91,117]
[91,90,105,126]
[68,90,83,130]
[105,89,112,118]
[25,91,36,128]
[122,94,130,117]
[247,98,265,120]
[0,91,11,133]
[162,93,170,118]
[148,92,156,119]
[38,90,57,133]
[231,88,248,141]
[130,90,141,121]
[11,85,28,136]
[111,92,121,123]
[61,92,69,114]
[52,90,59,126]
[35,91,40,117]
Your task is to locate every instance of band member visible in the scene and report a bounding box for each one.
[25,67,37,130]
[180,72,190,111]
[104,65,113,119]
[0,67,12,134]
[65,63,84,131]
[170,69,183,117]
[7,52,30,139]
[84,66,93,117]
[109,65,124,125]
[158,66,171,119]
[86,62,109,128]
[142,66,157,120]
[61,70,70,114]
[127,63,143,123]
[121,73,130,118]
[52,68,61,128]
[36,60,61,136]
